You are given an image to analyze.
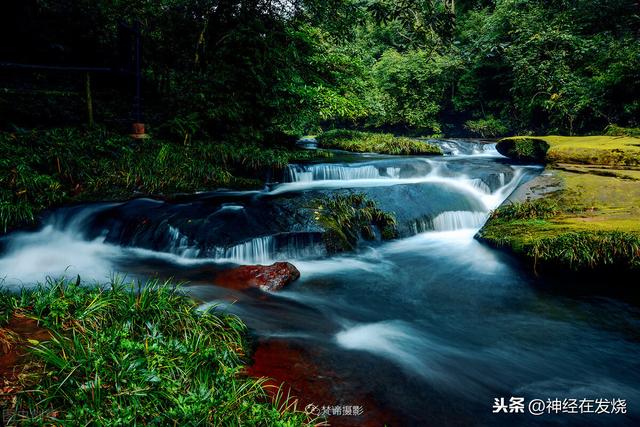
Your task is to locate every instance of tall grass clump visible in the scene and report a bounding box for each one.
[1,279,314,426]
[489,199,561,221]
[530,231,640,271]
[311,193,398,253]
[317,129,442,155]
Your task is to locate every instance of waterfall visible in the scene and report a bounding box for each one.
[431,211,488,231]
[285,164,400,182]
[204,233,327,264]
[167,225,201,258]
[210,236,277,264]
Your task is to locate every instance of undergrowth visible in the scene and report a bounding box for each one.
[0,127,330,232]
[317,129,442,155]
[0,279,317,426]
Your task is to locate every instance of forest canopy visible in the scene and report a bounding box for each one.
[1,0,638,139]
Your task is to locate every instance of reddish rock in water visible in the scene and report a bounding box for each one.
[247,339,399,427]
[214,262,301,292]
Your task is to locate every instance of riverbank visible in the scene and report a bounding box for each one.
[317,129,443,155]
[477,135,640,278]
[0,279,313,425]
[0,127,332,233]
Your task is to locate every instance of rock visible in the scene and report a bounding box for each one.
[213,262,300,292]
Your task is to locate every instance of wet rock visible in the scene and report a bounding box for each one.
[213,262,300,292]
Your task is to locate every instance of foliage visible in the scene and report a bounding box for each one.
[311,193,398,253]
[605,124,640,138]
[1,279,314,426]
[464,116,509,138]
[317,129,442,155]
[489,199,561,221]
[0,128,330,232]
[529,231,640,271]
[496,137,550,163]
[2,1,639,137]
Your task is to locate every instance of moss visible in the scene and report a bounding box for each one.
[317,129,443,155]
[478,167,640,274]
[498,135,640,166]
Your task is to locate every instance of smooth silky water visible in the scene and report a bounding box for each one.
[1,141,639,426]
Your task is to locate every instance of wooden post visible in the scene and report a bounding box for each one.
[85,72,94,128]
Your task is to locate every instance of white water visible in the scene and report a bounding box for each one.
[285,164,400,182]
[0,142,536,285]
[209,236,276,264]
[432,211,488,231]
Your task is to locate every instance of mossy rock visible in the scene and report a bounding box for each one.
[496,137,550,163]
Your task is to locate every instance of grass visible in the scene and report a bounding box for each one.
[0,127,332,233]
[604,124,640,138]
[317,129,443,156]
[478,167,640,273]
[497,135,640,166]
[311,193,398,253]
[0,279,317,426]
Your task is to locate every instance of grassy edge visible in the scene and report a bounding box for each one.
[0,278,319,426]
[317,129,443,156]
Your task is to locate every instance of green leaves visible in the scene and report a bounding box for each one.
[311,193,398,253]
[4,279,313,425]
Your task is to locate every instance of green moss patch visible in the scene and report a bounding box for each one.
[498,135,640,167]
[317,129,443,156]
[478,168,640,274]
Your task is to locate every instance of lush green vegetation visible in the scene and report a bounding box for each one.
[0,127,331,232]
[479,136,640,274]
[498,135,640,166]
[495,137,550,163]
[311,193,398,253]
[2,1,638,138]
[317,129,442,155]
[0,279,314,425]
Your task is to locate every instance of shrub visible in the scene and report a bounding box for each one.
[464,116,509,138]
[496,137,550,162]
[604,124,640,138]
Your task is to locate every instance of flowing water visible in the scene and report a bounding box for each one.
[1,141,639,426]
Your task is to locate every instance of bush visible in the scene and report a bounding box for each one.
[464,117,509,138]
[604,124,640,138]
[496,137,550,163]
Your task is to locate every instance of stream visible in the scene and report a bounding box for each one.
[1,140,639,426]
